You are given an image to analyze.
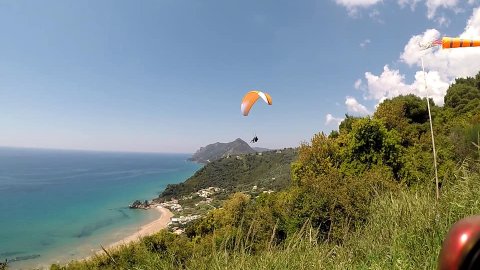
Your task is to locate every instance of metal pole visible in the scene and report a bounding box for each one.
[421,57,440,200]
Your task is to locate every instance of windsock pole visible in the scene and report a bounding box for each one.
[421,57,440,200]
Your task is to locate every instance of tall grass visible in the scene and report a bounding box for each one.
[181,162,480,270]
[51,161,480,270]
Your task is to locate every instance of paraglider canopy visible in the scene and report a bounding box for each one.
[241,90,272,116]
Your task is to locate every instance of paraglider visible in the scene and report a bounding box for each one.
[241,90,272,144]
[241,90,272,116]
[421,37,480,50]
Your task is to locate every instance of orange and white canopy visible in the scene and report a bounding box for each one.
[241,90,272,116]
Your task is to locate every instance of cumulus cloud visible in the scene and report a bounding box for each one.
[346,96,370,115]
[363,66,449,105]
[360,8,480,106]
[325,114,344,126]
[411,70,450,105]
[364,66,410,102]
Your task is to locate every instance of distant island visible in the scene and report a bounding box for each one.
[188,138,269,164]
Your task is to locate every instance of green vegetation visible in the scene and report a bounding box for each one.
[50,72,480,269]
[158,148,297,201]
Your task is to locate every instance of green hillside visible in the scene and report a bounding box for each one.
[158,148,297,201]
[48,72,480,270]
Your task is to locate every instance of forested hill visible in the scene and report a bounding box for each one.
[188,138,256,164]
[157,148,297,201]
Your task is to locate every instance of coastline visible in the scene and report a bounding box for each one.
[10,206,174,270]
[106,205,173,250]
[1,151,200,270]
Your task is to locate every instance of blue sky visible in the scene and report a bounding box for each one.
[1,0,479,153]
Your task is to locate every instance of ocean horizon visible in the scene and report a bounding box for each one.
[0,147,202,269]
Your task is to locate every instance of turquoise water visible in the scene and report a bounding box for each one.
[0,147,201,269]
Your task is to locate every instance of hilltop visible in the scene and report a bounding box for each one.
[188,138,256,164]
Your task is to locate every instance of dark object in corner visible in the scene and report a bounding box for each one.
[0,259,7,270]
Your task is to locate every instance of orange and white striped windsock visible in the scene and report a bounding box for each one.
[427,37,480,49]
[241,90,272,116]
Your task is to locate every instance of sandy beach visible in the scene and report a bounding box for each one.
[106,205,173,250]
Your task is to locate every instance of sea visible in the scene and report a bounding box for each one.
[0,147,202,269]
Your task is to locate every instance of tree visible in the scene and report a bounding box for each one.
[291,133,340,186]
[340,117,403,178]
[444,84,480,115]
[339,114,361,134]
[374,94,430,146]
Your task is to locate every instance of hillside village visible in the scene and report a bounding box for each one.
[161,185,275,234]
[128,146,295,237]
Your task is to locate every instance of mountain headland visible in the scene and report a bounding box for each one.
[188,138,257,164]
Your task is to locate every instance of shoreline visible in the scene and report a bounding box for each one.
[106,205,173,250]
[10,206,174,270]
[1,152,200,270]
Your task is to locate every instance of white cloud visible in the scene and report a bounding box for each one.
[363,65,449,105]
[335,0,382,16]
[461,7,480,39]
[359,8,480,106]
[435,15,451,26]
[398,0,422,10]
[425,0,459,19]
[397,0,461,19]
[364,66,410,101]
[354,79,363,89]
[336,0,464,23]
[360,39,371,48]
[345,96,371,115]
[335,0,383,8]
[368,9,384,22]
[400,28,441,67]
[325,114,344,126]
[411,70,450,105]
